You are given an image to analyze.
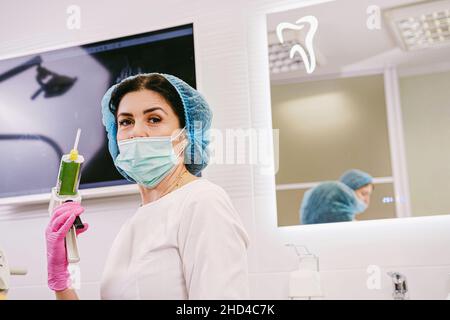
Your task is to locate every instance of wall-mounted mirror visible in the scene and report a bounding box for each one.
[267,0,450,226]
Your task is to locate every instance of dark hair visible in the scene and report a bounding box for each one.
[109,74,185,127]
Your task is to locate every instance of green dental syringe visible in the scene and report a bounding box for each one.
[48,128,85,263]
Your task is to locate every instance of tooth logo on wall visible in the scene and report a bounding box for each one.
[276,15,319,74]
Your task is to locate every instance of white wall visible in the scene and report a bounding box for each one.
[1,0,449,300]
[400,71,450,217]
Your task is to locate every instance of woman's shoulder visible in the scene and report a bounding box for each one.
[178,178,250,246]
[181,178,236,215]
[182,178,230,200]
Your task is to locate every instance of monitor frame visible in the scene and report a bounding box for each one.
[0,22,200,206]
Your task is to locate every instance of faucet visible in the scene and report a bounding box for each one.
[387,272,409,300]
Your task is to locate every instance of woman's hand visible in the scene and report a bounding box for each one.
[45,202,88,292]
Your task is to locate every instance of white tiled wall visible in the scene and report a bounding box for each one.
[1,0,449,300]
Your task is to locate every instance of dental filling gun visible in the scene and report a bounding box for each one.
[48,128,85,263]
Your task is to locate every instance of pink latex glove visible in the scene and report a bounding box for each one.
[45,202,89,291]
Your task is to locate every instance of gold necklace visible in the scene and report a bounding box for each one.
[160,168,188,198]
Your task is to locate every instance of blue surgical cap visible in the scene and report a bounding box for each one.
[300,181,363,224]
[101,73,212,181]
[339,169,373,191]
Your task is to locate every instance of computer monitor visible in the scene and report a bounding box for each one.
[0,23,196,204]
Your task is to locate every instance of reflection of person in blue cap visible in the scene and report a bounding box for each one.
[339,169,374,209]
[299,169,374,225]
[300,181,368,224]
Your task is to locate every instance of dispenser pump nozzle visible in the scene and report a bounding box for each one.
[69,128,81,161]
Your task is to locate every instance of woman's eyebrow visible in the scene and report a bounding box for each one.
[117,112,133,118]
[143,107,168,115]
[117,107,168,118]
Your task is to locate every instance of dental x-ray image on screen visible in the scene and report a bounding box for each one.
[0,24,196,199]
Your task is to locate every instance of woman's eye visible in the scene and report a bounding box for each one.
[118,119,132,127]
[148,117,161,124]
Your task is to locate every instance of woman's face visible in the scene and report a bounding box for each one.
[355,184,374,206]
[116,89,182,141]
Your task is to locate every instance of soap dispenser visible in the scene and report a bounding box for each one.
[286,244,324,300]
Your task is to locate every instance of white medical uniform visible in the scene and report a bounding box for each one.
[100,179,250,300]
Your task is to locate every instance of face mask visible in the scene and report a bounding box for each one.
[355,197,368,214]
[115,128,187,188]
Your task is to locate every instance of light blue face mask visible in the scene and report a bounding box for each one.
[355,197,368,215]
[114,128,187,189]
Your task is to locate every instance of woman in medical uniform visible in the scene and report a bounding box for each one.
[45,73,250,300]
